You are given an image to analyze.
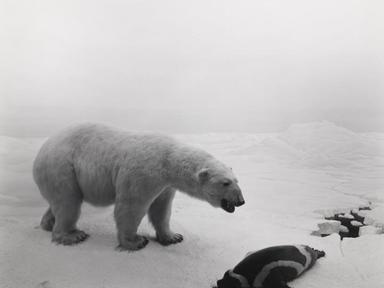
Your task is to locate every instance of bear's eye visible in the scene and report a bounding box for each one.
[222,180,231,187]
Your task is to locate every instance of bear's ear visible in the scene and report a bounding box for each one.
[197,168,210,183]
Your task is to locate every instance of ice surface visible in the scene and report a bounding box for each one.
[313,221,342,235]
[340,213,354,219]
[350,220,363,227]
[0,122,383,288]
[359,225,383,236]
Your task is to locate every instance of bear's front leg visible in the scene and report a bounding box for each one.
[114,201,149,251]
[148,187,183,246]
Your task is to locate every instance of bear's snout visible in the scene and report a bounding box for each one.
[234,189,245,207]
[235,199,245,207]
[235,192,245,207]
[221,199,235,213]
[220,188,245,213]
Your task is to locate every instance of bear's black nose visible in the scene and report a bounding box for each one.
[236,200,245,207]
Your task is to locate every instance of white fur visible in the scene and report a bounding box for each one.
[33,123,243,250]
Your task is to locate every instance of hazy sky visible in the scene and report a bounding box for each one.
[1,0,383,135]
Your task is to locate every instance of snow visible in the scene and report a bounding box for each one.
[0,121,383,288]
[359,225,383,236]
[351,221,363,227]
[312,221,343,235]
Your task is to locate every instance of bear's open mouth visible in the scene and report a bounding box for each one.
[221,199,235,213]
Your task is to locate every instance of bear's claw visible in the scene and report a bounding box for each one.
[157,233,184,246]
[117,235,149,251]
[52,230,89,245]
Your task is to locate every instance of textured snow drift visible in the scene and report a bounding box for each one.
[231,121,383,168]
[0,122,383,288]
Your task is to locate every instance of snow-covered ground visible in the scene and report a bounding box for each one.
[0,121,383,288]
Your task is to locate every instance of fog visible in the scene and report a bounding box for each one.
[1,0,383,136]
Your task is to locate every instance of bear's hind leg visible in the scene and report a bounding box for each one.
[40,208,55,231]
[35,158,88,245]
[148,187,183,246]
[51,197,89,245]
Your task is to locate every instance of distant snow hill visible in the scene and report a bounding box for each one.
[230,121,384,168]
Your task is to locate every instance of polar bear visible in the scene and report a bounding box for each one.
[33,123,244,251]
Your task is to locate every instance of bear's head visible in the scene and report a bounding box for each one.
[196,161,244,213]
